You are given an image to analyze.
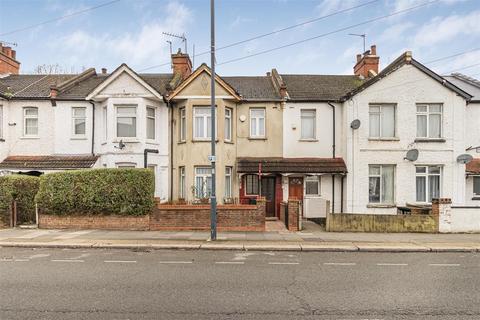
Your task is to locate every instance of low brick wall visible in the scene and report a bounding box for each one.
[326,212,439,233]
[279,199,300,231]
[39,214,150,231]
[151,200,266,232]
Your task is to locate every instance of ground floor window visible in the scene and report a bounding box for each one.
[195,167,212,198]
[179,167,186,199]
[225,167,232,198]
[416,165,441,203]
[305,176,320,195]
[473,176,480,196]
[369,165,395,204]
[245,174,259,195]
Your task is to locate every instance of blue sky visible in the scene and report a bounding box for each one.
[1,0,479,77]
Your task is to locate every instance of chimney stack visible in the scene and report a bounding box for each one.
[354,44,379,78]
[171,48,192,81]
[101,68,107,74]
[0,43,20,74]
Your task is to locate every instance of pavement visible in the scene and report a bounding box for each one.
[1,248,480,319]
[1,220,479,252]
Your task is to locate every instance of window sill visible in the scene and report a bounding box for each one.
[368,137,400,141]
[299,139,318,142]
[414,138,446,143]
[146,140,159,145]
[367,204,397,208]
[192,139,219,142]
[70,136,87,140]
[224,140,234,144]
[0,138,5,142]
[178,140,186,144]
[472,197,480,201]
[113,138,139,143]
[248,137,267,140]
[20,136,39,140]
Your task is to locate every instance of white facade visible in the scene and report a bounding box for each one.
[344,64,468,213]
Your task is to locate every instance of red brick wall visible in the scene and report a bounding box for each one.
[0,49,20,74]
[39,214,150,231]
[287,199,300,231]
[151,202,266,232]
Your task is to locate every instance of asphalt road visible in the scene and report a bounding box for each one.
[1,248,479,320]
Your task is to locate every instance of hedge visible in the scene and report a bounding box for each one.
[0,175,40,223]
[35,169,155,216]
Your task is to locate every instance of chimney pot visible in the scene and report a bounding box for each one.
[0,45,20,74]
[370,45,377,55]
[50,86,58,98]
[101,68,107,74]
[356,54,362,62]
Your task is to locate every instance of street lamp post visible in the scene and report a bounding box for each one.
[210,0,217,241]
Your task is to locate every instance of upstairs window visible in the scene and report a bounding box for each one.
[146,106,155,140]
[250,108,265,138]
[225,108,232,141]
[179,108,186,141]
[0,105,3,139]
[369,165,395,204]
[72,107,86,136]
[369,104,395,138]
[301,110,316,139]
[23,107,38,136]
[416,165,441,202]
[116,105,137,138]
[417,104,442,138]
[103,106,108,141]
[193,107,216,140]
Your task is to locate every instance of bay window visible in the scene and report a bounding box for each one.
[146,106,155,140]
[179,108,186,141]
[116,105,137,138]
[473,177,480,197]
[225,167,232,198]
[416,166,441,202]
[225,108,232,141]
[369,165,395,204]
[179,167,186,199]
[195,167,212,198]
[0,105,3,139]
[194,106,216,140]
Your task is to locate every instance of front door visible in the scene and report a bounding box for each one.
[261,177,276,217]
[289,177,304,201]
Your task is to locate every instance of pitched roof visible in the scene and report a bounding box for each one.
[0,155,99,170]
[466,158,480,175]
[343,52,473,101]
[0,74,76,99]
[237,157,347,174]
[443,73,480,102]
[223,76,281,101]
[281,74,362,101]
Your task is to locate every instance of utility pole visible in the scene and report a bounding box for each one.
[210,0,217,241]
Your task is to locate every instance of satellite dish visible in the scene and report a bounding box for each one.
[404,149,419,161]
[457,154,473,164]
[350,119,361,129]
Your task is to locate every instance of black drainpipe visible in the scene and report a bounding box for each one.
[89,100,95,155]
[341,175,344,213]
[144,149,159,168]
[327,102,336,213]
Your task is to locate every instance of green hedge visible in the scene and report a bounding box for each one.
[0,175,40,223]
[35,169,155,216]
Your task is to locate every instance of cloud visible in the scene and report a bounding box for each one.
[58,1,192,68]
[391,0,468,11]
[316,0,358,16]
[378,21,415,42]
[230,16,254,29]
[413,10,480,47]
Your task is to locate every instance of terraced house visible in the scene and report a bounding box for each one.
[1,43,479,220]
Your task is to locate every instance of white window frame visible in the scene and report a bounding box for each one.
[23,107,38,137]
[0,105,3,139]
[195,167,212,198]
[115,105,137,138]
[179,107,186,142]
[368,165,396,204]
[146,106,156,140]
[300,109,316,140]
[369,104,396,138]
[225,108,232,142]
[72,107,87,137]
[179,167,186,199]
[415,165,442,203]
[250,108,266,138]
[193,106,217,140]
[473,176,480,197]
[245,174,259,195]
[116,162,136,168]
[225,166,232,198]
[305,176,320,196]
[102,106,108,141]
[416,104,443,139]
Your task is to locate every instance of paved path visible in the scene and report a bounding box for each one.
[1,226,480,252]
[1,248,480,319]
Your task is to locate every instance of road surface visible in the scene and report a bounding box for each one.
[1,247,479,319]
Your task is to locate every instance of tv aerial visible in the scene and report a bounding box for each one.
[348,33,366,53]
[163,32,187,54]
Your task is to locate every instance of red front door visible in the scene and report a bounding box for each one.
[288,177,304,201]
